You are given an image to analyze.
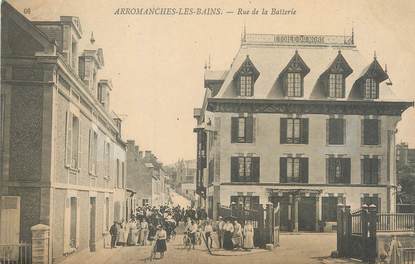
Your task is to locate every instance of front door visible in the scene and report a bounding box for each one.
[298,197,316,231]
[89,197,96,251]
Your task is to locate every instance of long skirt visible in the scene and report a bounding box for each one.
[223,231,233,250]
[243,231,254,249]
[155,239,167,253]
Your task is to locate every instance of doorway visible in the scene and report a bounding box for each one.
[298,197,316,231]
[270,196,291,231]
[89,197,96,251]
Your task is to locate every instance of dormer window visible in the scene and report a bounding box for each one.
[364,78,378,99]
[240,75,253,96]
[280,51,310,98]
[328,73,344,98]
[234,55,259,97]
[287,73,302,97]
[353,55,388,100]
[324,51,352,99]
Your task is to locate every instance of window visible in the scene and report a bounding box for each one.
[231,196,260,210]
[327,118,345,145]
[280,118,308,144]
[280,157,308,183]
[231,156,260,182]
[361,196,381,212]
[364,78,378,99]
[231,116,254,143]
[116,159,120,188]
[142,199,149,206]
[287,73,302,97]
[121,162,125,188]
[362,119,381,145]
[322,197,339,222]
[208,159,214,184]
[328,74,344,98]
[88,130,98,175]
[65,112,81,169]
[104,142,110,178]
[361,157,379,184]
[327,158,351,184]
[240,75,253,96]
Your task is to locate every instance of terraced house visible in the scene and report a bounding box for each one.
[194,32,413,232]
[0,2,129,261]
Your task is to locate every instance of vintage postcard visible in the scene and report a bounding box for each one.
[0,0,414,263]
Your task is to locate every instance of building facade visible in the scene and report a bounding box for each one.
[174,159,197,202]
[0,2,128,261]
[194,32,413,232]
[126,140,168,208]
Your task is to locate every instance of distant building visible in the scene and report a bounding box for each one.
[170,159,197,203]
[126,140,168,207]
[0,2,128,261]
[397,142,415,168]
[194,31,413,232]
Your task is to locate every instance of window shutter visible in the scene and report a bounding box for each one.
[280,118,287,144]
[326,119,330,145]
[252,157,260,182]
[231,117,239,143]
[301,118,309,144]
[372,158,379,184]
[231,157,239,182]
[78,120,81,170]
[279,157,287,183]
[338,119,344,144]
[361,119,365,145]
[76,198,80,248]
[88,129,92,173]
[322,198,328,221]
[246,116,254,143]
[327,158,335,183]
[65,112,72,167]
[63,197,71,253]
[342,119,346,145]
[343,158,351,184]
[300,158,309,183]
[377,120,381,145]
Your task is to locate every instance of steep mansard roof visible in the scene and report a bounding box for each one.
[213,34,399,101]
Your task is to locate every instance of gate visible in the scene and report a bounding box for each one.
[272,203,280,247]
[0,243,32,264]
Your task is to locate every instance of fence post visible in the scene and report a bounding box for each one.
[31,224,50,264]
[344,205,351,258]
[361,204,369,262]
[368,205,377,264]
[336,204,345,257]
[265,203,273,245]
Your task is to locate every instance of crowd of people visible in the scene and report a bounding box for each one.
[184,216,255,251]
[108,204,256,259]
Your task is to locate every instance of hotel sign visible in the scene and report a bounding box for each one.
[244,33,354,46]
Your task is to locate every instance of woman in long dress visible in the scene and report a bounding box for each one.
[154,225,167,259]
[222,219,234,250]
[243,220,254,249]
[232,220,242,249]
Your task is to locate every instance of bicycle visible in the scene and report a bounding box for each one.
[182,232,192,250]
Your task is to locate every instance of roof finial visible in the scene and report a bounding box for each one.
[90,32,95,45]
[208,54,211,70]
[204,60,207,70]
[243,22,246,42]
[338,50,342,54]
[374,50,377,60]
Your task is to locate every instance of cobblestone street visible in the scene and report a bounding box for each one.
[60,233,350,264]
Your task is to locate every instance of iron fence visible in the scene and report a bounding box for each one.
[0,242,31,264]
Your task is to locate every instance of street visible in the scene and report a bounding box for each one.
[60,232,345,264]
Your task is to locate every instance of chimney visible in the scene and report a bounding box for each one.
[145,151,152,158]
[138,151,143,159]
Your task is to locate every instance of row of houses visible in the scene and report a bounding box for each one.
[193,31,413,232]
[0,2,169,262]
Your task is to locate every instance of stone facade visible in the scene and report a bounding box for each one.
[0,2,127,261]
[194,32,413,231]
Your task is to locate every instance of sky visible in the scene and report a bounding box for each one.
[8,0,415,164]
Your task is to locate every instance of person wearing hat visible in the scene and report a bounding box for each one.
[154,225,167,259]
[109,221,119,248]
[223,218,234,250]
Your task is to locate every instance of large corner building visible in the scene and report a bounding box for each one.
[194,32,413,232]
